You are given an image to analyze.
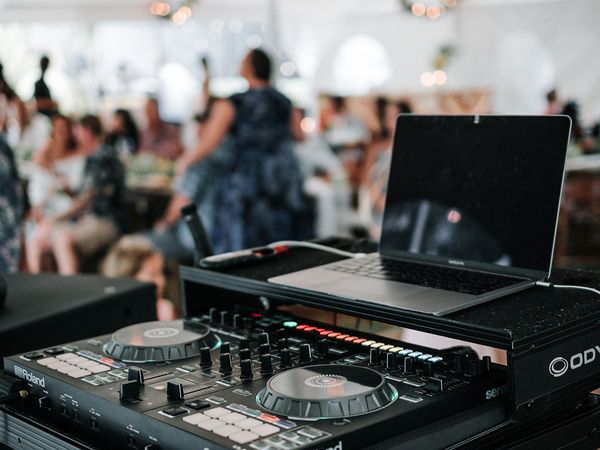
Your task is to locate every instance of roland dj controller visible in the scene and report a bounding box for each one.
[3,308,508,449]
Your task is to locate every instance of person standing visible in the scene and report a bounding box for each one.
[177,49,309,252]
[0,136,23,272]
[33,55,56,117]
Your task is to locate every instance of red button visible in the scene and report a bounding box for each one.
[327,332,341,338]
[314,328,325,332]
[353,338,366,344]
[296,324,308,330]
[336,334,349,340]
[320,330,333,336]
[260,414,279,423]
[251,313,263,318]
[303,326,317,332]
[345,336,358,342]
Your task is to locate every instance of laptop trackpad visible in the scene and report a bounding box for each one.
[313,277,427,300]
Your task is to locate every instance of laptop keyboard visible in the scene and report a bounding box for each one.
[326,256,525,296]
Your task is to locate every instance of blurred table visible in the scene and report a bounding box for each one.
[555,155,600,268]
[126,176,174,232]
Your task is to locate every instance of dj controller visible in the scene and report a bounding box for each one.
[3,308,508,450]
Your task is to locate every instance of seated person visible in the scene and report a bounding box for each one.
[139,97,183,161]
[102,236,176,321]
[26,114,85,273]
[106,108,139,162]
[48,115,126,274]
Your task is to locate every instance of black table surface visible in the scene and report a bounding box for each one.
[181,238,600,350]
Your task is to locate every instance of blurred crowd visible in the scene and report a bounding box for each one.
[2,50,600,321]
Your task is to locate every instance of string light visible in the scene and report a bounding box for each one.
[400,0,458,20]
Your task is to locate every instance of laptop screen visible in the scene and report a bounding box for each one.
[380,115,570,276]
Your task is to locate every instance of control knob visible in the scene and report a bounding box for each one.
[280,348,292,368]
[240,359,254,380]
[258,333,270,346]
[317,339,329,356]
[369,348,381,366]
[386,352,398,371]
[260,354,273,375]
[259,343,271,356]
[299,344,312,363]
[220,311,230,326]
[239,348,251,361]
[233,313,242,329]
[220,342,231,355]
[166,381,185,400]
[220,353,233,374]
[200,347,212,368]
[209,307,219,323]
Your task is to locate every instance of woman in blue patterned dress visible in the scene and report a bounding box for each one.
[177,49,310,252]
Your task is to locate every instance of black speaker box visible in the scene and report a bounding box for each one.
[0,273,156,361]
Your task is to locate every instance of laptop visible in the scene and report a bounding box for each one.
[269,115,571,316]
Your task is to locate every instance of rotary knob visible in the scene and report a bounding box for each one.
[259,343,271,356]
[386,352,398,371]
[220,311,230,326]
[317,339,329,356]
[258,333,270,346]
[239,338,251,350]
[233,314,243,329]
[280,348,292,368]
[277,338,289,351]
[220,342,231,355]
[299,344,312,363]
[239,348,251,361]
[220,353,233,374]
[240,359,254,380]
[369,348,381,366]
[200,347,212,368]
[209,307,219,323]
[260,354,273,375]
[422,361,434,377]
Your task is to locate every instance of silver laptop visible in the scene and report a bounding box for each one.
[269,115,571,316]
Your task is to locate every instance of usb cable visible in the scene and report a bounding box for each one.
[535,281,600,296]
[268,241,368,259]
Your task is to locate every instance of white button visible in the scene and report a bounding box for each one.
[220,412,246,424]
[76,360,97,369]
[87,364,110,374]
[183,413,209,425]
[47,361,70,370]
[56,353,78,361]
[68,357,88,364]
[37,357,58,366]
[198,419,224,431]
[252,423,279,437]
[229,430,259,444]
[68,369,91,378]
[238,418,262,430]
[56,364,76,374]
[204,407,229,418]
[213,424,242,438]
